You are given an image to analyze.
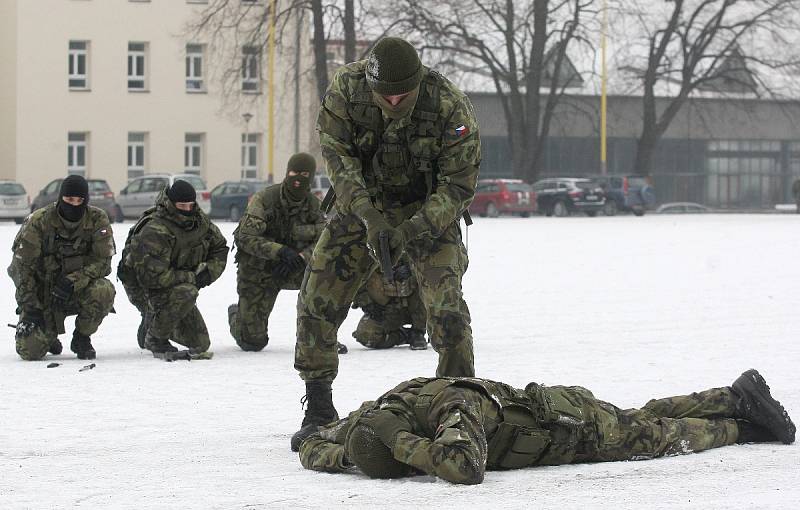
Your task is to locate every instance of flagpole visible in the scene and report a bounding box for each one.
[600,0,608,175]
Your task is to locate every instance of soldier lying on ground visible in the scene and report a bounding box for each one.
[351,260,428,350]
[8,175,116,360]
[298,369,795,485]
[118,180,228,355]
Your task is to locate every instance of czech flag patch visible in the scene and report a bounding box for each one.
[455,125,470,137]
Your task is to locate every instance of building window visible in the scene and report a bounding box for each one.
[68,41,89,90]
[242,46,261,93]
[67,132,88,176]
[184,133,204,175]
[241,133,259,179]
[128,42,148,91]
[128,132,147,179]
[186,44,205,92]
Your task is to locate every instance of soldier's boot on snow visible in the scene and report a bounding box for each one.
[48,339,63,355]
[407,329,428,351]
[735,420,776,444]
[137,312,153,349]
[731,369,795,444]
[70,332,96,360]
[290,381,339,452]
[144,332,179,355]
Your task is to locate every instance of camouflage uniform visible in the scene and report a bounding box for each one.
[8,204,116,360]
[296,60,480,382]
[300,376,772,484]
[229,184,326,351]
[351,262,427,349]
[118,192,228,352]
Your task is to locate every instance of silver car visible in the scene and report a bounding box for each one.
[117,173,211,218]
[32,178,123,222]
[0,181,30,223]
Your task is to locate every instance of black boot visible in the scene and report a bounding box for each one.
[731,369,795,444]
[290,381,339,452]
[70,331,96,360]
[736,420,776,444]
[407,329,428,350]
[48,338,63,355]
[144,332,178,354]
[137,312,153,349]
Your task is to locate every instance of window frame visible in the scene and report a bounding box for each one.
[68,41,89,90]
[67,132,88,176]
[128,42,148,91]
[127,132,147,179]
[242,46,261,93]
[184,133,205,175]
[241,133,259,179]
[186,43,206,92]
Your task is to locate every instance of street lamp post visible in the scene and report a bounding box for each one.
[242,112,253,180]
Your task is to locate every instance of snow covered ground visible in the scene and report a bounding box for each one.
[1,214,798,509]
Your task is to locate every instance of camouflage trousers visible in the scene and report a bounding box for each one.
[229,270,304,351]
[353,294,427,349]
[587,386,739,462]
[295,212,474,381]
[15,278,116,361]
[123,282,210,352]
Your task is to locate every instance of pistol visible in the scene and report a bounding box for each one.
[378,231,394,284]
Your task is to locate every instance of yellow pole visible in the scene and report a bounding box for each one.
[267,0,277,182]
[600,0,608,175]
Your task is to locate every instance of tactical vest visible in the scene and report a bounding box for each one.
[346,69,445,211]
[413,378,586,470]
[118,206,210,285]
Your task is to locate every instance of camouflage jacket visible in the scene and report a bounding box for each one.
[299,377,595,484]
[317,61,481,237]
[234,184,326,272]
[122,192,228,290]
[8,203,115,313]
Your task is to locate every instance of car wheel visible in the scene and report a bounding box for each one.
[633,207,645,217]
[603,200,618,216]
[229,205,242,222]
[14,217,25,224]
[586,210,597,217]
[486,202,499,218]
[114,205,125,223]
[520,211,531,218]
[553,200,569,217]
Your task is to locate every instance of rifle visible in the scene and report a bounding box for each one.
[378,231,394,285]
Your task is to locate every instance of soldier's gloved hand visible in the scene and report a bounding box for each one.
[362,302,386,321]
[358,409,412,449]
[272,262,292,279]
[51,276,74,305]
[195,268,213,289]
[278,246,306,272]
[352,198,400,258]
[20,308,45,331]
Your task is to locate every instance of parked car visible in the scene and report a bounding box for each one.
[311,173,332,201]
[117,173,211,219]
[32,177,123,222]
[0,181,30,224]
[469,179,537,218]
[533,178,605,217]
[592,174,656,216]
[656,202,710,214]
[209,180,268,221]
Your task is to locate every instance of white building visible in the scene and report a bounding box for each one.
[0,0,317,197]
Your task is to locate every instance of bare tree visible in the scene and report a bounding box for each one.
[615,0,800,176]
[384,0,598,182]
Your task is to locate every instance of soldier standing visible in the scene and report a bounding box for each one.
[228,153,327,352]
[351,259,427,350]
[299,369,796,484]
[292,37,481,450]
[118,180,228,355]
[8,175,116,360]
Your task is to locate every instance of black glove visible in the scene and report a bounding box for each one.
[51,276,74,305]
[195,269,213,289]
[20,308,45,329]
[272,262,292,279]
[278,246,305,272]
[362,302,386,321]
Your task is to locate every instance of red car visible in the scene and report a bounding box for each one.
[469,179,537,217]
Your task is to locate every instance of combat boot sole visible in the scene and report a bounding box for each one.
[733,369,795,444]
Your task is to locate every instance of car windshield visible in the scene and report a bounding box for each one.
[0,183,26,195]
[506,183,532,192]
[627,177,648,187]
[179,176,207,190]
[87,180,110,192]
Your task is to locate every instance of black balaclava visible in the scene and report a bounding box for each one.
[167,180,197,216]
[57,175,89,222]
[283,152,316,202]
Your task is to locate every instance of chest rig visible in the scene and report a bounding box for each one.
[347,71,445,211]
[39,209,94,276]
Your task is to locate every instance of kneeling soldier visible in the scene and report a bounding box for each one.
[299,369,795,484]
[8,175,116,360]
[118,180,228,355]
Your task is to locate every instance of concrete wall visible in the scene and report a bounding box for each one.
[11,0,316,197]
[0,0,17,182]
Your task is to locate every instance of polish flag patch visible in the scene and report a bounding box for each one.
[455,125,470,137]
